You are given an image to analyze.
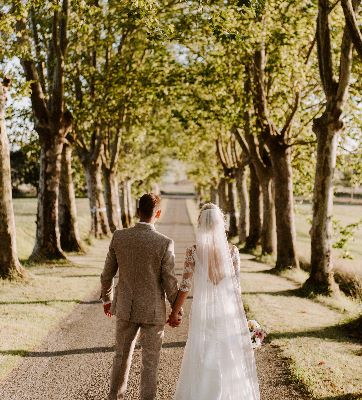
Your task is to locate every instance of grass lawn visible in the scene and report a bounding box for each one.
[0,239,109,382]
[240,259,362,399]
[0,198,107,381]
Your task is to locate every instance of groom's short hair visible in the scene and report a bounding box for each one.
[138,193,161,218]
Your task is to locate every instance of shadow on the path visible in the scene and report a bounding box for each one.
[0,341,187,358]
[0,299,100,306]
[34,266,103,275]
[242,288,303,297]
[269,323,361,344]
[318,394,362,400]
[162,341,186,349]
[135,341,186,350]
[61,274,101,278]
[240,268,273,274]
[0,347,115,357]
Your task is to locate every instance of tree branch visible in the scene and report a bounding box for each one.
[50,5,63,119]
[59,0,69,56]
[29,8,47,97]
[216,139,230,174]
[232,127,249,154]
[336,20,354,103]
[341,0,362,60]
[317,0,336,97]
[286,139,317,147]
[281,92,300,137]
[15,17,49,129]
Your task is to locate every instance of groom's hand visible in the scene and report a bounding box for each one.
[103,303,112,318]
[167,310,182,328]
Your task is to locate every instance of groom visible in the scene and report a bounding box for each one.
[100,193,181,400]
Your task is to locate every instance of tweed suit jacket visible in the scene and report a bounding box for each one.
[100,223,179,325]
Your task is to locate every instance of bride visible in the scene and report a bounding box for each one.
[168,203,260,400]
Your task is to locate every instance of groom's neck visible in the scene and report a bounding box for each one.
[138,210,160,224]
[139,217,154,224]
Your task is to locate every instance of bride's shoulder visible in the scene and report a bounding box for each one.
[228,243,239,254]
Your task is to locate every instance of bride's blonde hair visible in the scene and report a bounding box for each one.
[197,203,226,285]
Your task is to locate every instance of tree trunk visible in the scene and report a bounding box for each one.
[226,180,238,237]
[59,142,83,252]
[217,178,228,212]
[268,141,299,269]
[126,179,134,225]
[235,166,249,243]
[0,82,26,278]
[260,174,276,255]
[245,164,262,250]
[303,0,359,294]
[30,133,66,262]
[305,115,339,293]
[103,167,122,232]
[83,158,110,238]
[120,180,133,228]
[210,186,218,204]
[16,3,72,263]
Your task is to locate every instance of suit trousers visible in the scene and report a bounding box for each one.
[108,319,164,400]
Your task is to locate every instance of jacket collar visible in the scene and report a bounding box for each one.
[135,222,156,231]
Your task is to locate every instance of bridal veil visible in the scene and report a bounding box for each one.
[174,205,260,400]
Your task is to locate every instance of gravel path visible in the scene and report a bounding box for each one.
[0,197,309,400]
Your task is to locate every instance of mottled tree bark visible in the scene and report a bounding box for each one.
[30,133,66,261]
[251,47,297,260]
[226,180,238,237]
[126,180,134,225]
[16,1,71,262]
[217,178,228,214]
[83,157,110,238]
[308,119,338,292]
[260,175,276,255]
[0,81,26,279]
[103,167,122,232]
[234,132,276,255]
[59,142,83,252]
[268,140,298,269]
[210,186,218,204]
[245,164,262,250]
[235,165,249,243]
[120,180,133,228]
[305,0,359,294]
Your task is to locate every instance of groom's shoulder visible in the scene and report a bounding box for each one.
[111,227,132,241]
[153,230,172,244]
[112,227,171,243]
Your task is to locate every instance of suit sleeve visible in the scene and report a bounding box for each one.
[100,232,119,303]
[160,239,179,306]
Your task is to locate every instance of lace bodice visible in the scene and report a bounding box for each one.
[179,244,241,292]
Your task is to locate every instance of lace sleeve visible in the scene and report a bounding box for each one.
[231,245,241,288]
[180,246,195,292]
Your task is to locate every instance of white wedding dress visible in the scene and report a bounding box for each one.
[174,208,260,400]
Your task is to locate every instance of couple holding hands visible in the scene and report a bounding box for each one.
[100,193,260,400]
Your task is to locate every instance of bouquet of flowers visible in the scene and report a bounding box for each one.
[248,320,267,349]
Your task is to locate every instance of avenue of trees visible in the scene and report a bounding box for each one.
[0,0,361,297]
